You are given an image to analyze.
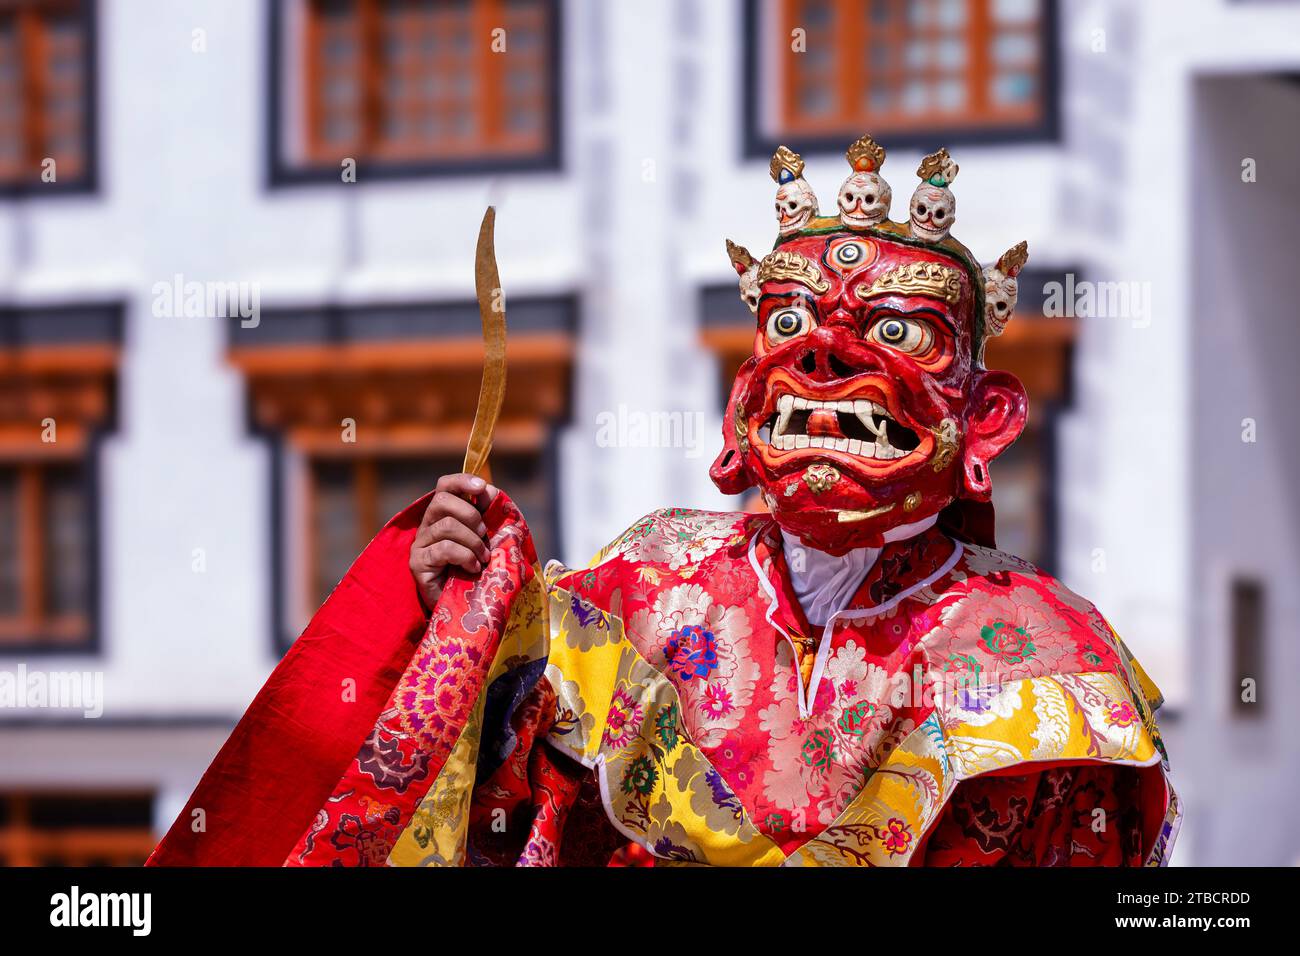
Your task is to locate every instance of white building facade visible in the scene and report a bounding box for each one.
[0,0,1297,866]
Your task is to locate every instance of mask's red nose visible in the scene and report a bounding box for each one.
[787,323,881,384]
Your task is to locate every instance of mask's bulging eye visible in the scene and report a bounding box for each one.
[766,306,813,344]
[834,242,863,266]
[869,315,934,354]
[826,237,877,274]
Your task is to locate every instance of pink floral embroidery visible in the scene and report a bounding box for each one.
[881,818,913,856]
[558,512,1140,854]
[1106,699,1139,728]
[602,686,644,750]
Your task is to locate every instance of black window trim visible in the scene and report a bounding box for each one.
[240,294,577,656]
[0,0,100,198]
[0,299,122,658]
[740,0,1061,160]
[265,0,565,189]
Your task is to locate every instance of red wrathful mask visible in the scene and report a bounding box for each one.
[711,229,1027,555]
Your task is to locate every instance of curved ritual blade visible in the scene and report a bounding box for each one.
[463,206,507,480]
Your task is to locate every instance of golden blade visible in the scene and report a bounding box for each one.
[463,206,507,481]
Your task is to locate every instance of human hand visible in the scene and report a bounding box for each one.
[409,473,499,609]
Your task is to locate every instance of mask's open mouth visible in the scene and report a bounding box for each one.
[757,394,921,460]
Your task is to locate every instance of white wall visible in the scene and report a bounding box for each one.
[0,0,586,720]
[3,0,1299,863]
[1184,74,1300,866]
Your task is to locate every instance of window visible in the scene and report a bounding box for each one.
[308,453,553,610]
[0,792,155,867]
[227,299,574,649]
[0,305,119,650]
[273,0,560,180]
[0,0,94,190]
[0,463,90,646]
[1229,577,1264,717]
[746,0,1055,152]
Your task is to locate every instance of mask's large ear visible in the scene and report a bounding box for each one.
[711,356,758,495]
[961,369,1028,501]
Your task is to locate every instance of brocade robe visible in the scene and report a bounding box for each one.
[149,492,1179,867]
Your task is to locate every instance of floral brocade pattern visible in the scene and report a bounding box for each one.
[285,500,541,867]
[549,507,1171,859]
[277,499,1175,867]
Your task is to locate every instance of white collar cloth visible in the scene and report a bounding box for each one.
[779,514,939,627]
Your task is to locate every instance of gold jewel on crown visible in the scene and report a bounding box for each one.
[917,148,958,187]
[769,145,805,184]
[845,134,886,173]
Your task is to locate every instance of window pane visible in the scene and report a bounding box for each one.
[990,428,1044,568]
[0,3,90,184]
[1230,578,1265,717]
[992,70,1037,106]
[936,0,966,28]
[776,0,1047,138]
[0,15,22,177]
[303,0,554,165]
[376,456,453,526]
[312,461,360,607]
[993,0,1038,24]
[373,453,552,560]
[42,464,88,618]
[0,469,17,616]
[309,452,555,609]
[487,452,553,563]
[992,31,1037,66]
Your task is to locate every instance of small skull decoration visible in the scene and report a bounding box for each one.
[909,148,958,242]
[983,240,1029,339]
[837,134,891,228]
[771,145,819,236]
[726,239,761,315]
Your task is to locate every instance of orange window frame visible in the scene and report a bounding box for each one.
[303,456,381,614]
[0,460,90,648]
[0,340,116,649]
[300,448,558,619]
[229,336,569,632]
[774,0,1046,138]
[0,793,156,867]
[301,0,553,165]
[0,0,89,184]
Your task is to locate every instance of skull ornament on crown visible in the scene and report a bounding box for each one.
[908,148,959,242]
[983,240,1029,341]
[837,134,892,228]
[770,146,819,236]
[713,138,1030,555]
